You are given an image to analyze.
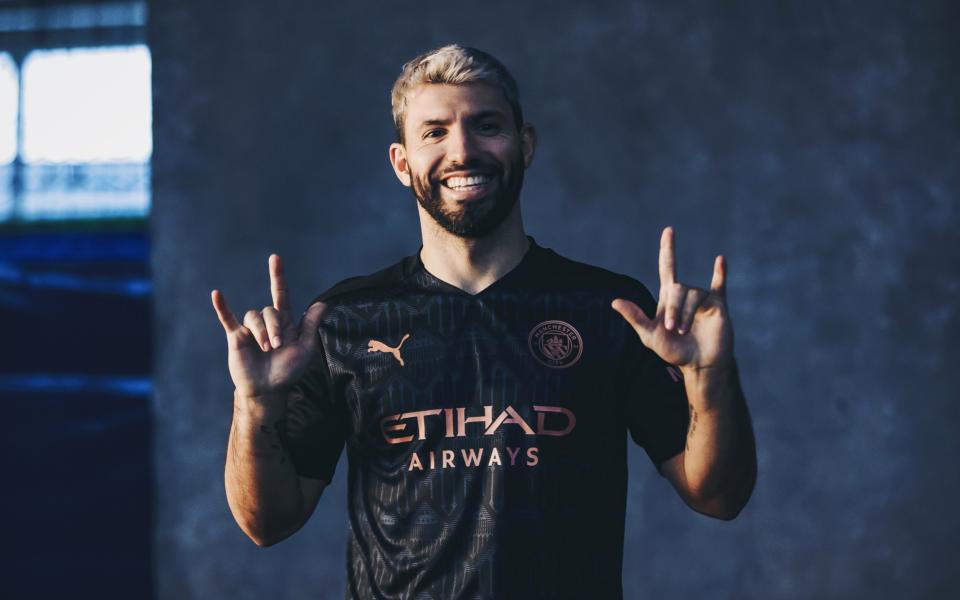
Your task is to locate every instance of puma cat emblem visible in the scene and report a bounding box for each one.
[367,333,411,366]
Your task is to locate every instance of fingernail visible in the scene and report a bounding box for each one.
[677,328,685,335]
[665,318,674,329]
[272,336,282,348]
[262,342,270,351]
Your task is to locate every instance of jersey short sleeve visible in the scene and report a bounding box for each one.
[617,278,690,470]
[280,341,348,482]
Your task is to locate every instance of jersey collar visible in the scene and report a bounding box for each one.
[403,235,544,297]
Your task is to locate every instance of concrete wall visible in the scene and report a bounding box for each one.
[150,1,959,598]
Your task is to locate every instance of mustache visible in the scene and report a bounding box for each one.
[433,160,502,181]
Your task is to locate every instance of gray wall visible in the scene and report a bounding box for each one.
[150,1,959,598]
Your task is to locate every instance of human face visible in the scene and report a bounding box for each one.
[389,82,535,238]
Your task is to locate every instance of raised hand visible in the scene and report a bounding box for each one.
[211,254,327,398]
[611,226,734,372]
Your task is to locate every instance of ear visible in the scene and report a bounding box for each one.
[520,123,537,169]
[389,142,412,187]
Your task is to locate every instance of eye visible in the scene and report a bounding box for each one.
[477,122,501,134]
[423,128,445,139]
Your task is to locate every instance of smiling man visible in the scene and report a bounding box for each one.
[398,82,530,240]
[214,45,757,599]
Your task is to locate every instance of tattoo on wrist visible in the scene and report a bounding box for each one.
[686,403,698,451]
[253,419,288,464]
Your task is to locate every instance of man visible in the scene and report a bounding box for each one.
[212,45,756,599]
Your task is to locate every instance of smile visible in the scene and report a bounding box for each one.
[441,174,493,191]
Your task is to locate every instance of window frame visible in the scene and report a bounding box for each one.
[0,1,148,229]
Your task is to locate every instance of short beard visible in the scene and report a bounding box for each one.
[411,154,525,239]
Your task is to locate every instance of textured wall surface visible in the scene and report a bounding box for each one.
[150,1,959,598]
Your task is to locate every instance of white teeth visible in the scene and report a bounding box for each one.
[445,175,492,189]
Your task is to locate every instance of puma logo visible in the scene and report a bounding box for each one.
[367,333,411,366]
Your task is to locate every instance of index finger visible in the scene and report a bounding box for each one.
[658,226,676,287]
[269,254,290,311]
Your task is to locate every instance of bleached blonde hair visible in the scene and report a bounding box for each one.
[390,44,524,143]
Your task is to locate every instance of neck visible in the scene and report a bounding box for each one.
[418,202,530,295]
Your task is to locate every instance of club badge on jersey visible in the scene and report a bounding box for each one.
[527,320,583,368]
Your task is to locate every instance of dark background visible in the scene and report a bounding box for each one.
[0,1,153,597]
[109,0,960,598]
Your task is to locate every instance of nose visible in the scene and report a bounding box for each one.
[445,123,479,164]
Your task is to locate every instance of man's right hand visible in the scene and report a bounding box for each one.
[211,254,327,400]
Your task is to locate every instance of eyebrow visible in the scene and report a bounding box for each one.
[417,109,508,130]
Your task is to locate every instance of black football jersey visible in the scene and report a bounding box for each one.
[281,237,689,599]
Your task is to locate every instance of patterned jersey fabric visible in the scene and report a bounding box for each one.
[282,237,689,599]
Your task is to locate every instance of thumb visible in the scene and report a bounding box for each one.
[298,301,328,346]
[611,298,656,345]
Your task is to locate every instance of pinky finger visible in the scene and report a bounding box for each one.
[211,290,241,334]
[710,255,727,299]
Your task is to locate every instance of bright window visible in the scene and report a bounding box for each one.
[22,45,152,163]
[0,44,152,221]
[0,53,15,218]
[0,53,16,165]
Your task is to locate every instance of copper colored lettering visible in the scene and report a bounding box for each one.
[408,452,423,471]
[457,406,493,437]
[403,408,443,440]
[534,405,576,436]
[442,450,455,468]
[461,447,484,466]
[484,405,535,436]
[526,447,539,466]
[444,408,455,437]
[381,413,415,444]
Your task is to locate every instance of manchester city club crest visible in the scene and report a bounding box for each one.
[528,320,583,368]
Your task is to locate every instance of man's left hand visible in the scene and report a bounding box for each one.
[611,226,734,373]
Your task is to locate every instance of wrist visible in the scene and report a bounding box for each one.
[233,388,289,418]
[680,359,738,410]
[680,356,736,380]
